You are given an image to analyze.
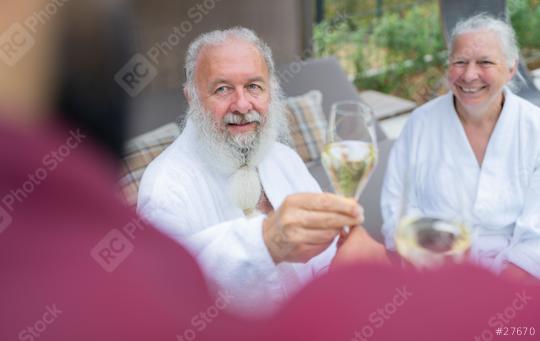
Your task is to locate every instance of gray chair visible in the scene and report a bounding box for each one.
[277,57,387,141]
[439,0,540,107]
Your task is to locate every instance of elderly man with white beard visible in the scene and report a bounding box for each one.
[137,27,388,316]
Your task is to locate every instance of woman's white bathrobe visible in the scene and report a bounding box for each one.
[381,89,540,277]
[137,119,335,316]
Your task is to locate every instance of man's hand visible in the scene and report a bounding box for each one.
[262,193,363,264]
[331,225,391,268]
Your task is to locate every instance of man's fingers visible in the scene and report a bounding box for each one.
[285,193,363,218]
[285,226,340,245]
[297,209,363,230]
[269,193,366,264]
[278,207,362,232]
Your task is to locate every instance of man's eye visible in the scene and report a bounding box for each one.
[247,83,263,92]
[479,60,494,65]
[453,60,466,66]
[215,86,229,95]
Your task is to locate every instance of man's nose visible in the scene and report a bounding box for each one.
[230,89,253,114]
[462,63,480,82]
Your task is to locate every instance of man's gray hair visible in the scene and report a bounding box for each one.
[449,13,519,69]
[184,27,278,100]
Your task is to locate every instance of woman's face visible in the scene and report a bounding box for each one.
[448,30,516,116]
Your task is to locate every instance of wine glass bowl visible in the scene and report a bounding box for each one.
[395,215,471,269]
[321,101,378,202]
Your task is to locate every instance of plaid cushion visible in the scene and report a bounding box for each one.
[285,90,327,162]
[119,123,181,206]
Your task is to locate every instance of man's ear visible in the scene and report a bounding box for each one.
[183,85,191,105]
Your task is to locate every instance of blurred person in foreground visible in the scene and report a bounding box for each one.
[137,27,389,316]
[381,14,540,282]
[0,2,242,340]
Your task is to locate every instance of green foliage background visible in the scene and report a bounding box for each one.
[313,0,540,103]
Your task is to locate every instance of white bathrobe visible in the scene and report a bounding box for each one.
[137,119,335,316]
[381,89,540,278]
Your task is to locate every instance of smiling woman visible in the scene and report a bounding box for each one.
[447,14,519,123]
[381,13,540,281]
[448,30,516,120]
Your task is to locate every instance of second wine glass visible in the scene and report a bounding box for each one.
[393,166,472,269]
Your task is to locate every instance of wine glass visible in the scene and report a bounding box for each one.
[393,166,472,269]
[321,101,378,233]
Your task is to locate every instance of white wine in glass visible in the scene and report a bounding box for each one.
[321,140,377,199]
[393,168,472,268]
[395,216,471,268]
[321,101,378,232]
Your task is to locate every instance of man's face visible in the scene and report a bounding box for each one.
[448,31,515,115]
[194,39,271,140]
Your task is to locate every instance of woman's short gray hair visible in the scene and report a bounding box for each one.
[449,13,519,69]
[184,27,277,100]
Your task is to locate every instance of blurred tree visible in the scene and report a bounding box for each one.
[509,0,540,50]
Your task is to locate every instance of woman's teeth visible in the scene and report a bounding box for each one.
[461,86,484,93]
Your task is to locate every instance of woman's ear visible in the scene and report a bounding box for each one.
[508,61,518,80]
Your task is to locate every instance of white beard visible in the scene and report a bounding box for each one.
[185,83,288,212]
[186,87,288,173]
